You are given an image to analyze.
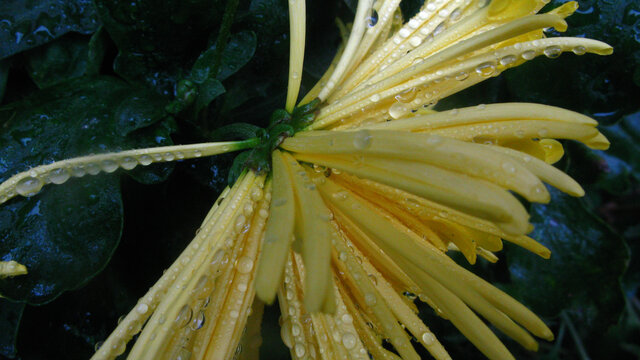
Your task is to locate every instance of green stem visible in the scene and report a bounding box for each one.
[561,311,591,360]
[239,137,261,149]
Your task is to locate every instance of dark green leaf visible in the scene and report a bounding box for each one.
[505,187,629,331]
[194,78,225,114]
[114,90,168,136]
[0,176,123,305]
[0,76,172,304]
[191,31,257,83]
[0,298,24,358]
[599,112,640,183]
[210,122,261,141]
[25,34,92,89]
[217,31,257,81]
[86,27,108,76]
[0,0,100,60]
[94,0,224,94]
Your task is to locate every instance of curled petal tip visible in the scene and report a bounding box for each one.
[584,132,611,150]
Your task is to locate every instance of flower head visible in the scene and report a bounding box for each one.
[0,0,612,359]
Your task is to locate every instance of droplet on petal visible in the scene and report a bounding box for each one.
[16,177,43,196]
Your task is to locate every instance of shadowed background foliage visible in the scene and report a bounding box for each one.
[0,0,638,359]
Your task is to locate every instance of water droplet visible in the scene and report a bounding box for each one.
[291,71,299,79]
[138,155,153,165]
[235,214,246,233]
[175,305,193,328]
[369,94,380,102]
[94,341,104,352]
[164,152,175,161]
[475,62,496,77]
[16,177,43,196]
[120,157,138,170]
[364,293,377,306]
[48,168,70,184]
[388,102,408,119]
[342,333,357,349]
[395,88,417,103]
[501,162,516,174]
[543,45,562,58]
[191,310,205,330]
[111,339,126,356]
[101,160,118,173]
[472,135,497,145]
[366,10,378,27]
[455,71,469,81]
[251,187,263,201]
[499,55,517,66]
[172,347,191,360]
[237,256,254,274]
[353,130,372,150]
[291,324,301,336]
[294,342,306,357]
[243,202,255,216]
[71,165,86,177]
[281,320,293,347]
[175,152,185,159]
[86,163,100,175]
[136,303,149,314]
[433,23,446,36]
[572,45,586,55]
[521,50,536,60]
[450,8,462,21]
[422,332,436,345]
[409,36,422,47]
[332,191,348,201]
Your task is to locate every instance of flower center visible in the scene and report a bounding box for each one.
[227,98,321,182]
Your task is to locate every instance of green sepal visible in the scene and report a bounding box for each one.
[291,98,321,118]
[268,124,295,145]
[228,150,252,184]
[269,109,291,125]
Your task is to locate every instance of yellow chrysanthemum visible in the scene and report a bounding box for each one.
[0,0,613,359]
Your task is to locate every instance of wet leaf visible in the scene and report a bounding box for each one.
[505,188,629,331]
[0,0,100,60]
[93,0,224,94]
[0,76,172,304]
[191,31,257,83]
[25,34,92,89]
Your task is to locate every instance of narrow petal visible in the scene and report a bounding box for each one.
[0,139,257,205]
[255,150,296,304]
[0,261,28,278]
[285,0,306,112]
